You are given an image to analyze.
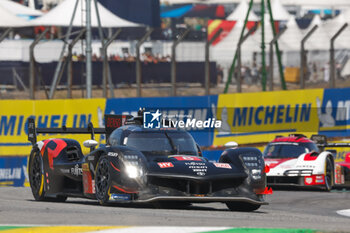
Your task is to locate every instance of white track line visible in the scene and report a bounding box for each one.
[94,227,229,233]
[337,209,350,218]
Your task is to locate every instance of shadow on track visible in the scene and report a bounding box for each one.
[27,198,268,213]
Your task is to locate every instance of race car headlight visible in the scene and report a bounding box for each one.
[251,169,262,180]
[125,165,141,179]
[241,155,261,169]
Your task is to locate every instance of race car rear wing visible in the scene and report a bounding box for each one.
[28,114,132,145]
[311,134,350,148]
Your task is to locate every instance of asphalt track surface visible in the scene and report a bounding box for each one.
[0,187,349,232]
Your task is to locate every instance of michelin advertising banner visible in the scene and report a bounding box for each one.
[213,89,324,146]
[0,88,350,156]
[0,88,350,186]
[0,99,106,156]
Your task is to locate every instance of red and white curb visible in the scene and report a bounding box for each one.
[336,209,350,217]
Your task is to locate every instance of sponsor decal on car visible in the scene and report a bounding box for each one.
[185,162,207,176]
[108,152,118,157]
[305,177,313,185]
[314,175,325,184]
[109,193,131,201]
[157,162,174,168]
[83,167,93,194]
[172,156,202,161]
[213,163,232,169]
[71,164,82,176]
[82,163,89,172]
[304,175,325,185]
[60,168,70,174]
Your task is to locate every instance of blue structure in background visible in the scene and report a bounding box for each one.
[202,150,223,162]
[319,88,350,137]
[98,0,161,27]
[105,95,218,147]
[160,5,193,18]
[0,157,27,187]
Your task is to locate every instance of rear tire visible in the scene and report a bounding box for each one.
[29,150,68,202]
[226,202,261,212]
[324,157,334,191]
[95,156,111,205]
[29,151,46,201]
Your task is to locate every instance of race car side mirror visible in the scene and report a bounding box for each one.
[83,140,98,149]
[225,141,238,148]
[196,144,202,157]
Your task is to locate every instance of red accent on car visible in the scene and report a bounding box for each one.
[173,156,202,161]
[304,152,319,161]
[47,139,67,169]
[83,163,94,194]
[110,162,120,172]
[113,185,137,194]
[157,162,174,168]
[258,187,273,195]
[213,163,232,169]
[40,140,50,156]
[345,153,350,163]
[264,165,270,173]
[41,139,67,169]
[337,160,350,169]
[304,175,325,185]
[272,136,313,143]
[334,164,345,185]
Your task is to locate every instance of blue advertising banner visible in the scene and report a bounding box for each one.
[319,88,350,137]
[202,150,223,162]
[106,95,218,146]
[0,156,27,187]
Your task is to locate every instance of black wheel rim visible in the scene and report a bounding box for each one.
[96,159,110,200]
[30,154,42,192]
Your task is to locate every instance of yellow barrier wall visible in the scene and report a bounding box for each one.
[0,99,106,156]
[213,89,324,146]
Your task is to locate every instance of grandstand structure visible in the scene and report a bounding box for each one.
[1,0,350,99]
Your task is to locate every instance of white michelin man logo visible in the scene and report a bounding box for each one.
[212,104,231,134]
[316,97,335,127]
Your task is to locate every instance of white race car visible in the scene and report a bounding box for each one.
[263,134,350,191]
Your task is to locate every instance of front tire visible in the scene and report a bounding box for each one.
[95,156,111,205]
[324,157,334,191]
[226,202,261,212]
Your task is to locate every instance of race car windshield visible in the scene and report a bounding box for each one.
[263,142,319,158]
[124,131,198,156]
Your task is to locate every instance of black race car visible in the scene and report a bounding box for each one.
[27,113,270,211]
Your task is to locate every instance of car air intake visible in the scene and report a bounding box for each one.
[66,147,80,161]
[148,176,244,195]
